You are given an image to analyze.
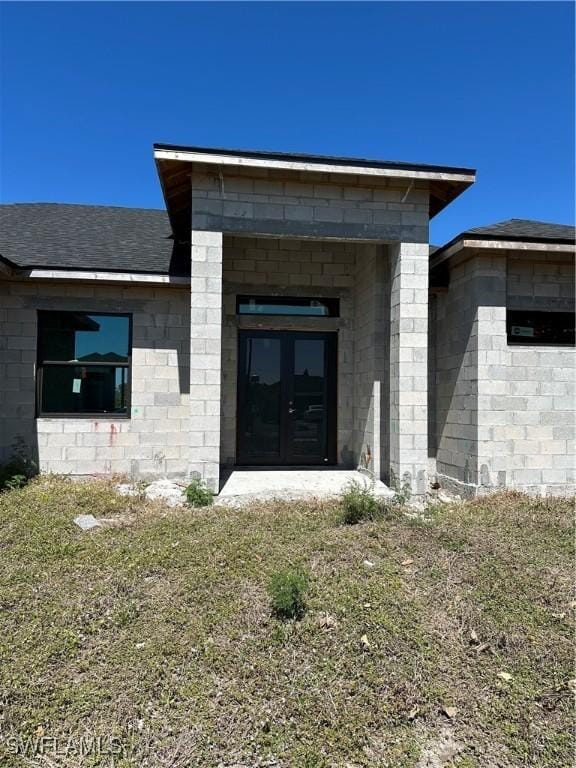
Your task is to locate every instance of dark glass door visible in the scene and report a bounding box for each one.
[237,331,337,465]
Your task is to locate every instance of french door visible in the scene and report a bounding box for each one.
[237,330,337,465]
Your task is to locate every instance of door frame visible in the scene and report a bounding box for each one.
[236,329,338,466]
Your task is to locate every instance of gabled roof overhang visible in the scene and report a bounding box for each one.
[154,143,476,238]
[431,236,576,270]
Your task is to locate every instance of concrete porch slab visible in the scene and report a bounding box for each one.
[216,468,394,506]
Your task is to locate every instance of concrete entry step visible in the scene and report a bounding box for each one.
[216,468,393,506]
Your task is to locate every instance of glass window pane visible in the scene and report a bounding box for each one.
[237,296,339,317]
[507,310,575,345]
[39,313,130,362]
[292,339,327,459]
[242,337,282,460]
[41,365,128,414]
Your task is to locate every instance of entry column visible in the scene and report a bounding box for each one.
[389,241,429,494]
[189,229,223,493]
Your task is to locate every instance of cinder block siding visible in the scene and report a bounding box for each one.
[220,235,358,466]
[0,280,190,478]
[433,257,481,483]
[507,253,574,311]
[500,253,575,492]
[353,248,377,471]
[189,229,223,492]
[190,165,430,244]
[388,241,430,492]
[433,251,575,495]
[352,245,390,478]
[189,166,431,488]
[498,345,575,491]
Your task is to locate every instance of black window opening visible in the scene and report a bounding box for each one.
[507,310,575,346]
[237,295,340,318]
[37,311,132,417]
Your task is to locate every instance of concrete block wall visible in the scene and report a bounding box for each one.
[189,229,223,492]
[0,279,191,478]
[495,252,575,493]
[352,247,377,472]
[352,244,389,478]
[433,250,575,496]
[190,165,430,244]
[220,235,357,466]
[189,165,432,489]
[388,242,430,493]
[507,253,574,311]
[475,255,512,488]
[495,344,575,493]
[433,258,480,483]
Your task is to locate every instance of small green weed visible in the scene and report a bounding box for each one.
[389,468,412,505]
[184,478,213,507]
[0,438,37,492]
[1,471,28,491]
[268,568,309,619]
[340,480,379,524]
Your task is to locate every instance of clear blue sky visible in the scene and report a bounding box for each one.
[1,1,574,244]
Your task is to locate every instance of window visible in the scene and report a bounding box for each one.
[237,295,339,317]
[507,310,575,346]
[37,312,131,416]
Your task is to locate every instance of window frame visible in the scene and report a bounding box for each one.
[506,309,575,347]
[236,295,340,318]
[36,310,133,419]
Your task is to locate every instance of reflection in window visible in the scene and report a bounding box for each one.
[507,310,575,346]
[37,312,131,416]
[237,295,339,317]
[293,338,327,458]
[243,337,281,459]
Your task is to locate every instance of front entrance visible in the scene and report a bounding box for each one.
[237,330,337,465]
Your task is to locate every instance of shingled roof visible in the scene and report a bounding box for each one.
[462,219,575,244]
[2,206,574,279]
[0,203,190,276]
[431,218,575,267]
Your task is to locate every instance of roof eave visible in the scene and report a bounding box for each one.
[153,142,476,179]
[3,263,189,286]
[154,144,476,233]
[431,237,576,269]
[153,143,476,177]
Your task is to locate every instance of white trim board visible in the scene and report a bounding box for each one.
[154,148,476,184]
[431,239,575,268]
[22,269,189,286]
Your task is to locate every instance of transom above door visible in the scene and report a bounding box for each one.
[237,330,337,466]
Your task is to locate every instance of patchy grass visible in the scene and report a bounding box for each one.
[0,477,573,767]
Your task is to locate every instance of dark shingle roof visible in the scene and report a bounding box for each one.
[3,205,573,279]
[463,219,575,243]
[0,203,190,276]
[432,218,575,265]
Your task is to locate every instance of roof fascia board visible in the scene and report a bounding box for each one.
[431,238,575,269]
[154,148,475,184]
[19,269,189,286]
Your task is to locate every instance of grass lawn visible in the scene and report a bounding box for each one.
[0,477,573,767]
